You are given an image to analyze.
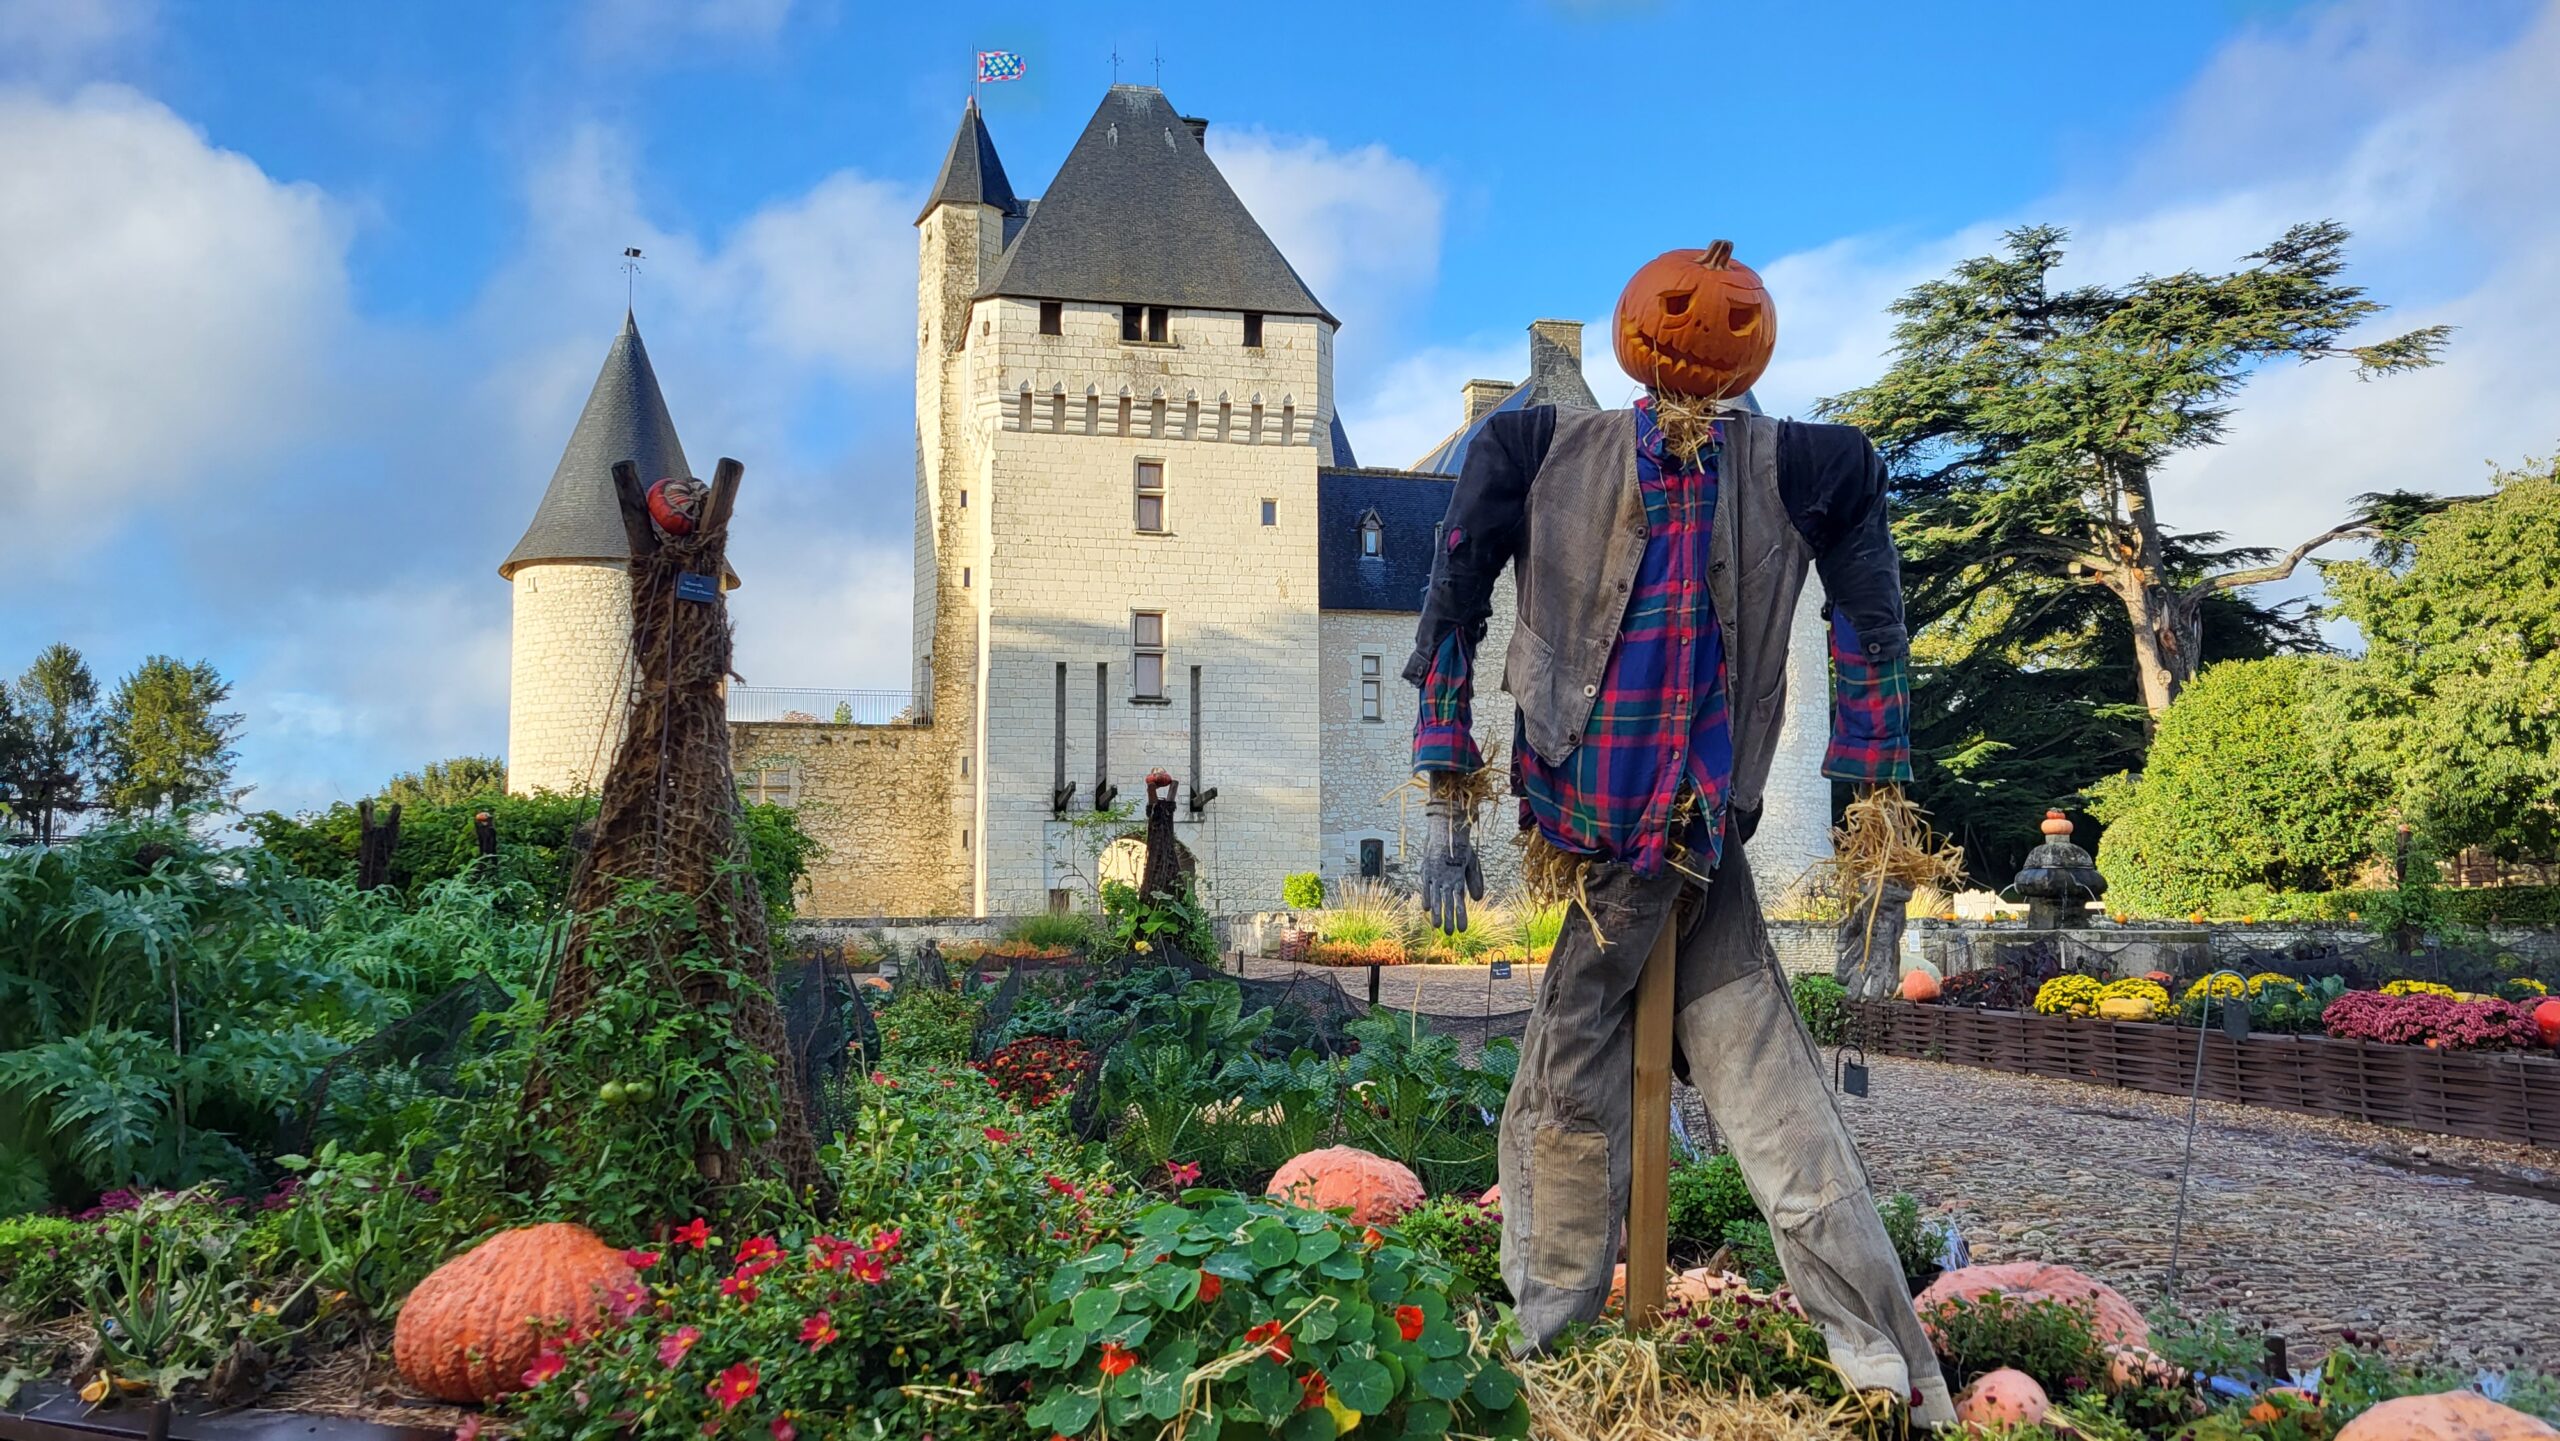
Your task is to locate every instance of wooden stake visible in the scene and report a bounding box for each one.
[1626,915,1677,1329]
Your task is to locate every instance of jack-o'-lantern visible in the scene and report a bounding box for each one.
[1613,240,1776,401]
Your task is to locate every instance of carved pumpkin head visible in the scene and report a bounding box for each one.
[1613,240,1776,401]
[647,475,705,537]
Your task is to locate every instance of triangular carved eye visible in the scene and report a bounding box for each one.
[1662,291,1692,316]
[1727,303,1760,335]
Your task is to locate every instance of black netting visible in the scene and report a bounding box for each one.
[775,950,853,1133]
[286,975,513,1155]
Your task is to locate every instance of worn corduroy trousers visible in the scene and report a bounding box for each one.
[1495,822,1955,1426]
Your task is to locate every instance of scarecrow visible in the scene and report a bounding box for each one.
[1410,241,1955,1425]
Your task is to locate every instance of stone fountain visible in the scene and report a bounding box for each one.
[1951,811,2209,980]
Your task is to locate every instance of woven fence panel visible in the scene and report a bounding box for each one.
[1846,1001,2560,1148]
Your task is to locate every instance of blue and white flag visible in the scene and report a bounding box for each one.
[976,50,1026,82]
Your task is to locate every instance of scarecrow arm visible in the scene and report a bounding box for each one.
[1775,424,1914,785]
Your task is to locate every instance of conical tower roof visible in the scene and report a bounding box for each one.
[982,85,1332,324]
[500,312,692,579]
[917,96,1021,223]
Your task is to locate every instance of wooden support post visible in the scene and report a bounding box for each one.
[1625,915,1678,1329]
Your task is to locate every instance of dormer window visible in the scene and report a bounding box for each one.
[1244,312,1264,348]
[1359,511,1383,557]
[1121,304,1169,343]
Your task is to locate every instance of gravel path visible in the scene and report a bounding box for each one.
[1240,958,2560,1371]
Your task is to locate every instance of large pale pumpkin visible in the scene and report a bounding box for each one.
[394,1223,637,1403]
[1612,241,1777,401]
[1917,1262,2149,1350]
[2336,1391,2559,1440]
[1266,1146,1424,1225]
[1956,1369,2050,1429]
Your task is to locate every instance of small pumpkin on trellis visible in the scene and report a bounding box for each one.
[393,1222,638,1403]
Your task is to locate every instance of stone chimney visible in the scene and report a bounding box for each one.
[1462,379,1513,425]
[1527,319,1597,407]
[1180,115,1209,145]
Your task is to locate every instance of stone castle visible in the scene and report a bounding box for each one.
[502,85,1837,920]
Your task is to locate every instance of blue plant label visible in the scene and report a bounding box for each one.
[1490,961,1513,980]
[676,572,718,602]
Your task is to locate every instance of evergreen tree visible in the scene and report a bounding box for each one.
[1,645,105,842]
[380,755,509,807]
[101,656,243,815]
[1823,222,2451,722]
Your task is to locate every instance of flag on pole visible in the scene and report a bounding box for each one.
[976,50,1026,82]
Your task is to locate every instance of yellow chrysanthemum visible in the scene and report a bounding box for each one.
[2182,974,2247,1002]
[2034,974,2106,1017]
[2099,977,2171,1009]
[2381,978,2457,998]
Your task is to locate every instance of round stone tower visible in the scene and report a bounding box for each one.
[500,312,692,796]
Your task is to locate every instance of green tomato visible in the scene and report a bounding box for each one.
[750,1116,779,1141]
[625,1080,656,1103]
[600,1081,628,1104]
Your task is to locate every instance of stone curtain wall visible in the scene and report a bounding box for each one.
[733,720,971,918]
[1749,579,1838,906]
[507,561,638,796]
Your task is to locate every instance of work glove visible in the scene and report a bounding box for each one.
[1421,772,1486,935]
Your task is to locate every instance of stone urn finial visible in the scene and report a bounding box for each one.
[2014,810,2106,930]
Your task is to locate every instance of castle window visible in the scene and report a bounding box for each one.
[1359,511,1383,557]
[1121,304,1143,342]
[1360,654,1382,721]
[1134,460,1166,533]
[740,762,801,807]
[1147,305,1169,343]
[1359,839,1384,878]
[1132,611,1167,700]
[1244,312,1264,348]
[959,489,967,508]
[1261,499,1277,526]
[1039,300,1062,335]
[963,567,971,588]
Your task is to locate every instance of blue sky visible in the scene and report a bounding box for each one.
[5,0,2556,816]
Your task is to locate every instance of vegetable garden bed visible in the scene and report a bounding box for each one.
[1846,1000,2560,1147]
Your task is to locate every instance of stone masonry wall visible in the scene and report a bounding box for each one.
[1750,578,1838,905]
[733,720,969,918]
[507,561,635,795]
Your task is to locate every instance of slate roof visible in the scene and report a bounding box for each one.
[917,98,1022,224]
[981,86,1333,324]
[500,313,694,580]
[1317,468,1456,614]
[1409,380,1530,477]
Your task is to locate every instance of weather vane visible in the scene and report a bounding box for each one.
[621,247,644,311]
[1110,45,1120,82]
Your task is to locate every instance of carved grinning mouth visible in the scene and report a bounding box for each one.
[1621,324,1753,398]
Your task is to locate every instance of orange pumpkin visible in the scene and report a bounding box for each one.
[2534,998,2560,1047]
[1956,1369,2050,1428]
[1613,241,1776,401]
[2336,1391,2559,1440]
[1900,968,1941,1003]
[394,1223,637,1403]
[1918,1262,2150,1350]
[1266,1146,1424,1225]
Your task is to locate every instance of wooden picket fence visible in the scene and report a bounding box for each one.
[1845,1001,2560,1148]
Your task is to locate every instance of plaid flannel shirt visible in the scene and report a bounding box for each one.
[1415,400,1911,877]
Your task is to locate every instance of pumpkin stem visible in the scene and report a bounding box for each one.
[1701,239,1734,269]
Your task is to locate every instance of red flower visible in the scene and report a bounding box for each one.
[769,1418,796,1441]
[657,1326,702,1368]
[1164,1160,1202,1186]
[452,1419,483,1441]
[709,1362,759,1411]
[604,1280,649,1321]
[1361,1227,1384,1249]
[1395,1304,1425,1342]
[719,1274,760,1306]
[1298,1370,1328,1410]
[984,1126,1016,1143]
[1197,1272,1222,1304]
[1244,1321,1292,1362]
[672,1218,711,1250]
[621,1248,661,1270]
[733,1236,781,1278]
[1097,1342,1137,1378]
[1045,1174,1083,1198]
[521,1352,566,1388]
[799,1311,839,1349]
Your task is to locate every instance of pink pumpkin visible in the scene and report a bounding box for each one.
[2336,1391,2558,1440]
[1265,1146,1424,1225]
[1956,1369,2049,1428]
[2107,1345,2181,1392]
[1479,1183,1502,1208]
[1918,1262,2150,1349]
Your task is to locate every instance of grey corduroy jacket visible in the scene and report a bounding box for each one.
[1405,404,1910,819]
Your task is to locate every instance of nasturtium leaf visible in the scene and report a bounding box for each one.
[1136,1205,1187,1237]
[1417,1358,1469,1401]
[1296,1305,1339,1343]
[1071,1286,1124,1331]
[1100,1313,1154,1347]
[1368,1265,1408,1306]
[1470,1366,1519,1410]
[1245,1358,1300,1423]
[1328,1355,1396,1415]
[1419,1320,1464,1359]
[1143,1263,1199,1310]
[1401,1399,1453,1436]
[1414,1290,1449,1323]
[1280,1409,1335,1441]
[1205,1247,1259,1280]
[1031,1388,1099,1434]
[1295,1228,1343,1265]
[1141,1366,1185,1421]
[1318,1251,1366,1280]
[1248,1223,1300,1269]
[1261,1268,1297,1296]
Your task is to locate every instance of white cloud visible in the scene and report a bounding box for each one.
[0,0,153,82]
[1210,128,1444,353]
[0,85,349,550]
[1339,335,1528,472]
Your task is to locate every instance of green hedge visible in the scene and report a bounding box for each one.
[2109,884,2560,928]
